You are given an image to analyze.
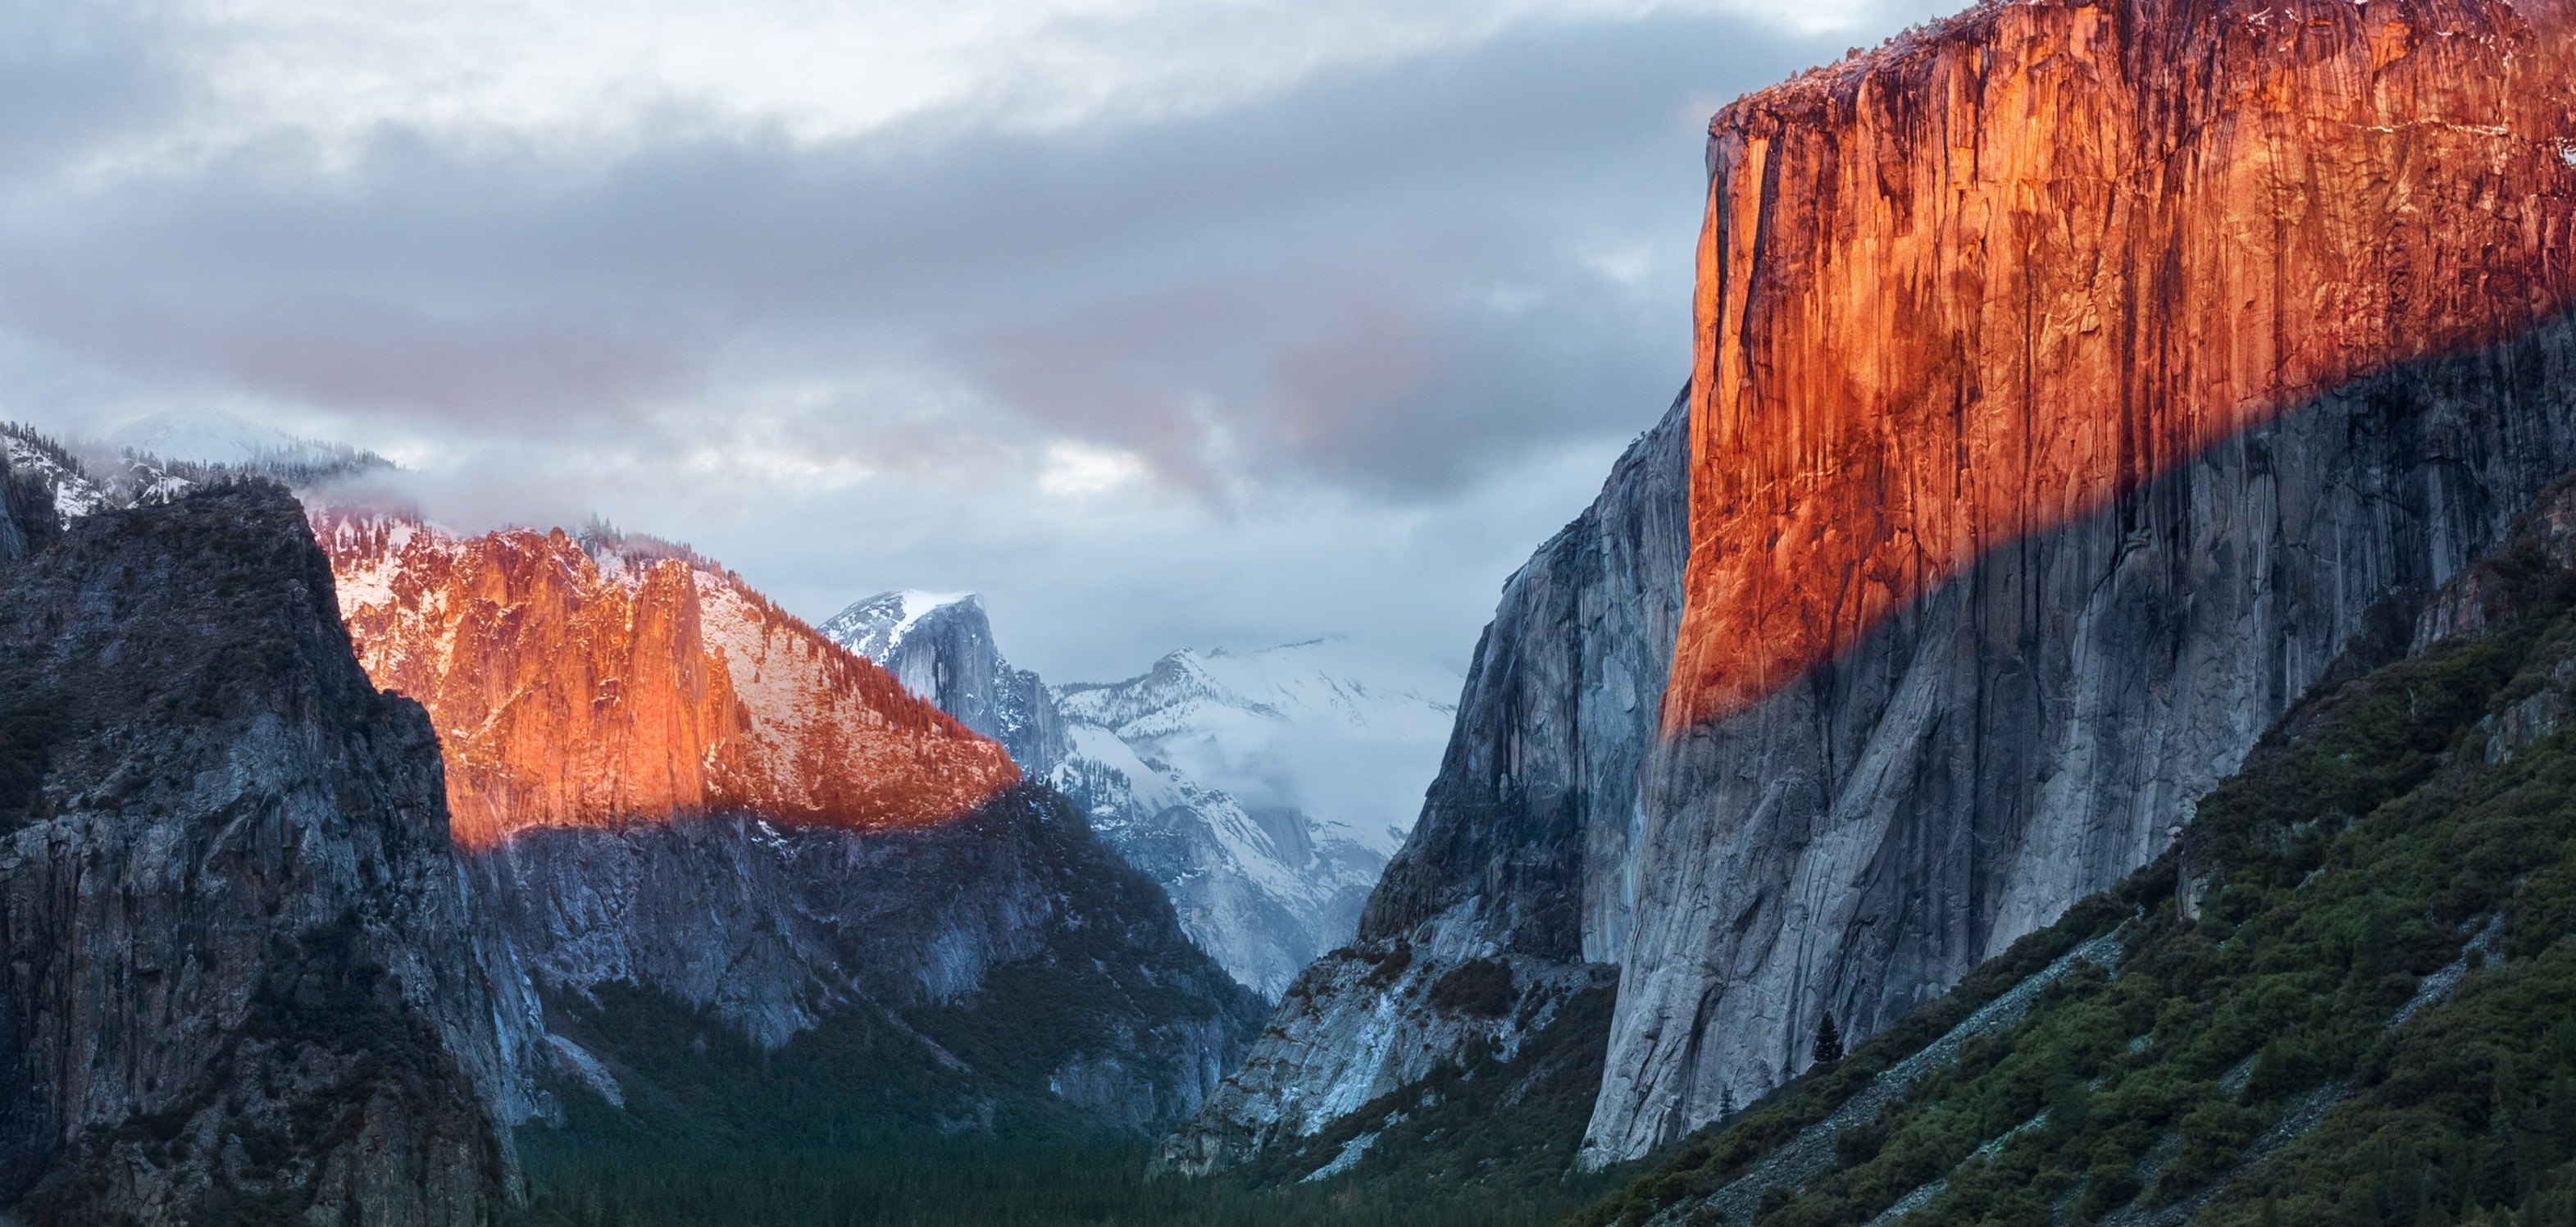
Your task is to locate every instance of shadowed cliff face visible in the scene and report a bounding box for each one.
[0,481,524,1225]
[1595,0,2576,1167]
[315,515,1019,850]
[1667,0,2576,732]
[489,787,1267,1133]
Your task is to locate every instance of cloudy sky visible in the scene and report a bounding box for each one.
[0,0,1936,684]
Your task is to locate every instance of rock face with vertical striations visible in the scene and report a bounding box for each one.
[819,591,1067,773]
[1170,0,2576,1180]
[0,478,526,1225]
[1594,0,2576,1165]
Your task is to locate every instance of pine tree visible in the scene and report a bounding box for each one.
[1813,1012,1844,1068]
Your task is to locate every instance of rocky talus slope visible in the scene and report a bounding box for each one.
[0,479,526,1225]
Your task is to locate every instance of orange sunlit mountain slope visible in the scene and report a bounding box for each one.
[316,513,1018,850]
[1663,0,2576,732]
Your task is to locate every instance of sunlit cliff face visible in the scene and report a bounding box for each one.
[316,513,1019,850]
[1663,0,2576,732]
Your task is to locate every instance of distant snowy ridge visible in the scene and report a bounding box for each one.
[822,592,1459,999]
[1055,638,1458,860]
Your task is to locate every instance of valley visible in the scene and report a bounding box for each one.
[4,0,2576,1222]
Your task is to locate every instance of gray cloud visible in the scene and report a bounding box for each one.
[0,2,1897,678]
[0,10,1823,478]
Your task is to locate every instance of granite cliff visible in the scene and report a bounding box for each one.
[1599,0,2576,1164]
[819,591,1065,773]
[0,478,526,1225]
[1169,0,2576,1181]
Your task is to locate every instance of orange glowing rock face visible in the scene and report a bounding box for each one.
[1664,0,2576,733]
[316,513,1020,850]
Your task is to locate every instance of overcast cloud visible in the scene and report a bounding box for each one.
[0,0,1935,682]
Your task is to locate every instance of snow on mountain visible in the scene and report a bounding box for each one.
[821,594,1460,1000]
[817,590,976,663]
[1056,638,1459,860]
[0,414,392,522]
[0,426,107,520]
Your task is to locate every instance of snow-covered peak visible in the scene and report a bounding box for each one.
[1059,636,1458,745]
[1057,636,1460,859]
[817,590,980,662]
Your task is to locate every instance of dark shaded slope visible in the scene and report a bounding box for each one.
[0,479,521,1225]
[502,784,1268,1149]
[1578,483,2576,1227]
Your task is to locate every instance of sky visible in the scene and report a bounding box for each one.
[0,0,1941,685]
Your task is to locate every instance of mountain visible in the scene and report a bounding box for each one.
[0,475,527,1224]
[313,513,1261,1137]
[1578,479,2576,1226]
[820,591,1458,999]
[1054,636,1455,864]
[1167,0,2576,1184]
[105,408,385,476]
[817,590,1066,772]
[317,519,1020,851]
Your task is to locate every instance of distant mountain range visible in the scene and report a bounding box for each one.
[0,431,1264,1222]
[821,591,1458,1000]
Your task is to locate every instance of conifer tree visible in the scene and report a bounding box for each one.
[1812,1012,1843,1068]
